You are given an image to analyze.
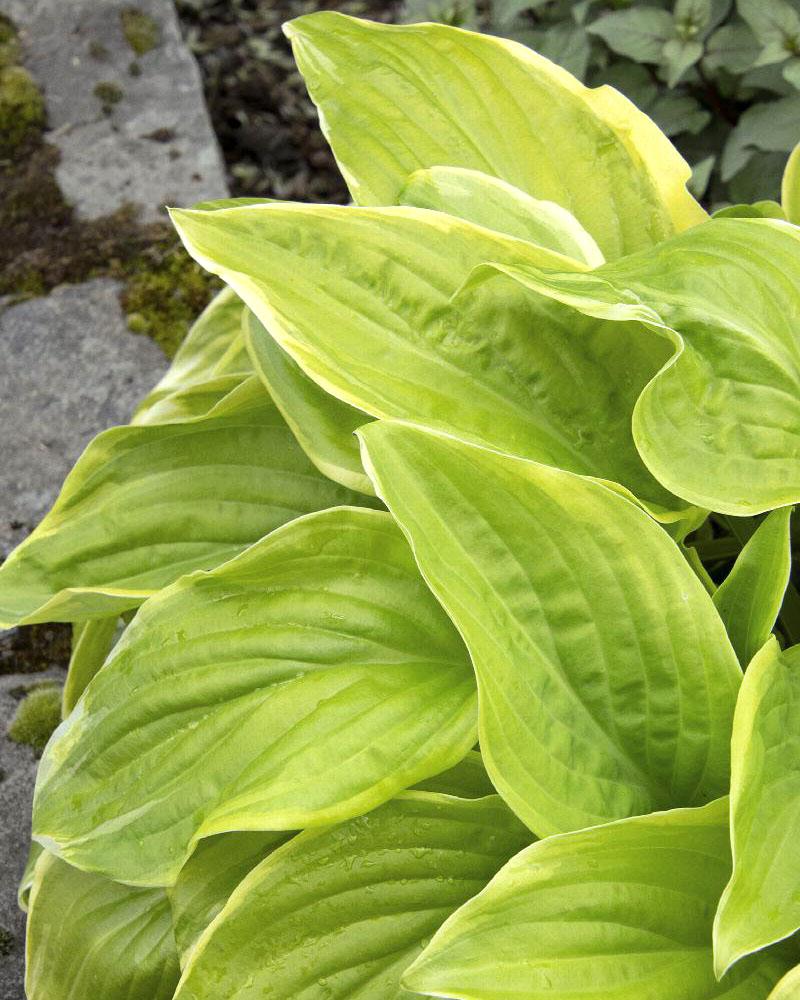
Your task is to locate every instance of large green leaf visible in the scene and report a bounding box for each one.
[404,799,792,1000]
[244,310,376,495]
[0,378,374,628]
[171,202,688,519]
[25,851,179,1000]
[712,508,792,667]
[168,831,291,966]
[284,12,705,259]
[173,792,530,1000]
[714,640,800,975]
[398,166,604,265]
[474,217,800,514]
[359,421,741,837]
[32,507,477,886]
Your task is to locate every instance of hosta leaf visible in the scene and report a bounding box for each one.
[173,793,531,1000]
[404,799,793,1000]
[244,310,376,495]
[26,851,179,1000]
[782,140,800,223]
[0,377,374,628]
[478,217,800,514]
[398,166,604,265]
[32,507,477,885]
[133,286,251,423]
[172,202,688,519]
[168,831,291,965]
[412,750,496,799]
[712,508,792,667]
[168,751,495,968]
[63,616,121,715]
[769,965,800,999]
[284,12,705,260]
[714,640,800,975]
[359,422,741,837]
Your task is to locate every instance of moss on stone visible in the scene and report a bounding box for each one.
[7,684,62,753]
[0,65,44,154]
[88,39,110,61]
[0,14,21,68]
[121,241,221,357]
[121,7,160,56]
[93,79,124,111]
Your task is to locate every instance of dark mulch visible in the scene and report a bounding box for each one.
[176,0,401,203]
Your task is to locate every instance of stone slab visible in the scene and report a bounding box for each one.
[1,0,229,221]
[0,279,167,556]
[0,668,64,1000]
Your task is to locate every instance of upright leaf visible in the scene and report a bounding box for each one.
[244,310,376,495]
[359,421,741,837]
[404,800,792,1000]
[714,640,800,975]
[712,508,792,666]
[172,202,687,519]
[284,12,705,259]
[26,852,179,1000]
[782,141,800,224]
[398,166,604,265]
[0,378,375,628]
[173,793,531,1000]
[33,508,477,885]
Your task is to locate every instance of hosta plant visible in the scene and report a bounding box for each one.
[6,12,800,999]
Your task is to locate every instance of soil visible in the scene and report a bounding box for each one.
[175,0,401,202]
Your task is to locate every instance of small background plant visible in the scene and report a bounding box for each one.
[399,0,800,206]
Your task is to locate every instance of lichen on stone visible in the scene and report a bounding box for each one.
[121,7,160,56]
[7,684,62,753]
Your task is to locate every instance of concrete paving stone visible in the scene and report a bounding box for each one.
[0,279,168,557]
[0,0,229,221]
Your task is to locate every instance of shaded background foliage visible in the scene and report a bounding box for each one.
[176,0,800,208]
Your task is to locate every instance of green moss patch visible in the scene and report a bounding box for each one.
[121,7,160,56]
[121,242,221,357]
[7,684,62,753]
[0,65,44,154]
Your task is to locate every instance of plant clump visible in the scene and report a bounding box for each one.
[7,11,800,1000]
[7,684,62,753]
[0,16,44,155]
